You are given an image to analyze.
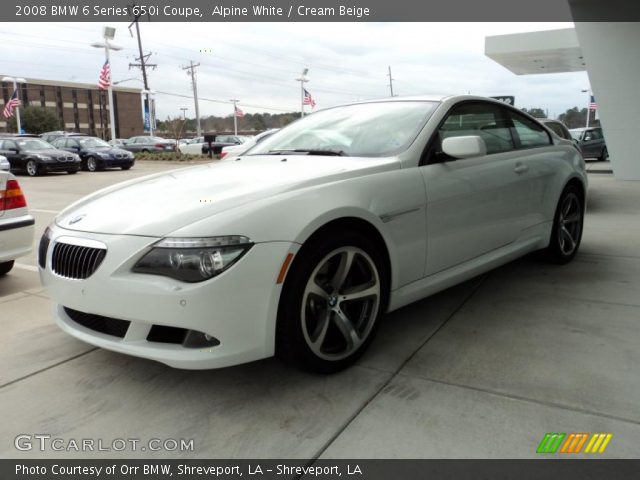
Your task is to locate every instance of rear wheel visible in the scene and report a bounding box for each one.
[546,184,584,264]
[276,229,388,373]
[0,260,15,276]
[67,170,78,175]
[25,160,39,177]
[600,147,609,161]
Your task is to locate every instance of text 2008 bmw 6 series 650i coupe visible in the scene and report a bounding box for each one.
[39,95,587,372]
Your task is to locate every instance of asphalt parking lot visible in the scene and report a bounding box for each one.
[1,160,639,458]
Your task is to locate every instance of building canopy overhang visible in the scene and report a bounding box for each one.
[485,28,585,75]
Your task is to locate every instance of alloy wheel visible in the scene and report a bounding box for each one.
[301,246,380,361]
[26,160,38,176]
[87,157,97,172]
[557,192,583,256]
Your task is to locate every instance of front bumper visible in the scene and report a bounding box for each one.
[99,157,134,168]
[0,214,34,262]
[40,225,297,369]
[42,160,81,172]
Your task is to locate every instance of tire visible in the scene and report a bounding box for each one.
[86,157,98,172]
[67,170,78,174]
[0,260,14,276]
[545,184,584,264]
[25,160,39,177]
[600,147,609,161]
[141,149,149,153]
[121,165,132,170]
[276,229,389,373]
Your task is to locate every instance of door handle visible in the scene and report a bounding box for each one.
[514,163,529,174]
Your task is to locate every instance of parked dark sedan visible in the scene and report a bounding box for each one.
[0,137,80,176]
[51,136,135,172]
[121,136,176,153]
[570,127,608,160]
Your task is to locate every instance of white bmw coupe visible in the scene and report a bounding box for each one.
[39,96,587,372]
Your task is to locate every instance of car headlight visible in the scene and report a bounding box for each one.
[132,236,253,282]
[35,154,52,161]
[96,152,111,158]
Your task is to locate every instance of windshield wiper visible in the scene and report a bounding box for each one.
[261,149,347,156]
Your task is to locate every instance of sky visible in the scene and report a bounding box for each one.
[0,22,591,120]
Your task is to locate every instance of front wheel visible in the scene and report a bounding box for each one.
[545,184,584,264]
[276,229,388,373]
[86,157,98,172]
[121,165,132,170]
[25,160,39,177]
[0,260,15,276]
[600,147,609,161]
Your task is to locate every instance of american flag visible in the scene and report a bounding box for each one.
[2,89,20,119]
[589,95,597,110]
[234,105,245,118]
[303,88,316,108]
[98,59,111,90]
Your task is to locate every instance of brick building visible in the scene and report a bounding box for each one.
[0,77,143,139]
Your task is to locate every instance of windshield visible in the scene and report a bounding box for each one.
[18,139,53,150]
[79,137,110,148]
[249,101,439,157]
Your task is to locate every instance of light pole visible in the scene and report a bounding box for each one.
[581,88,591,128]
[141,89,156,136]
[113,78,143,86]
[230,99,239,136]
[2,76,26,133]
[180,107,188,120]
[296,68,309,117]
[91,27,121,142]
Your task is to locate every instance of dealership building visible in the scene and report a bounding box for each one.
[0,77,143,139]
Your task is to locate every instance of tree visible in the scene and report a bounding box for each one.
[557,107,600,129]
[7,106,62,134]
[521,107,547,119]
[162,116,187,139]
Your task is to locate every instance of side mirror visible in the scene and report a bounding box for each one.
[442,135,487,159]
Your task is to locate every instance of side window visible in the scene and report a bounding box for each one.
[509,112,551,149]
[4,140,17,150]
[428,102,515,163]
[590,129,602,140]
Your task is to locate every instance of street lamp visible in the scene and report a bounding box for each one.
[180,107,188,120]
[91,26,122,142]
[113,78,143,85]
[581,88,592,128]
[2,76,26,133]
[296,68,309,118]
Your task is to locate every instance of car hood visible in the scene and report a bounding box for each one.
[56,155,398,236]
[85,147,131,155]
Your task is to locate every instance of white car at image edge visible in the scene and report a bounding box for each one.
[39,95,587,372]
[0,170,35,276]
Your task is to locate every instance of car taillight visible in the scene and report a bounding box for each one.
[155,144,165,149]
[220,152,228,159]
[1,179,27,211]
